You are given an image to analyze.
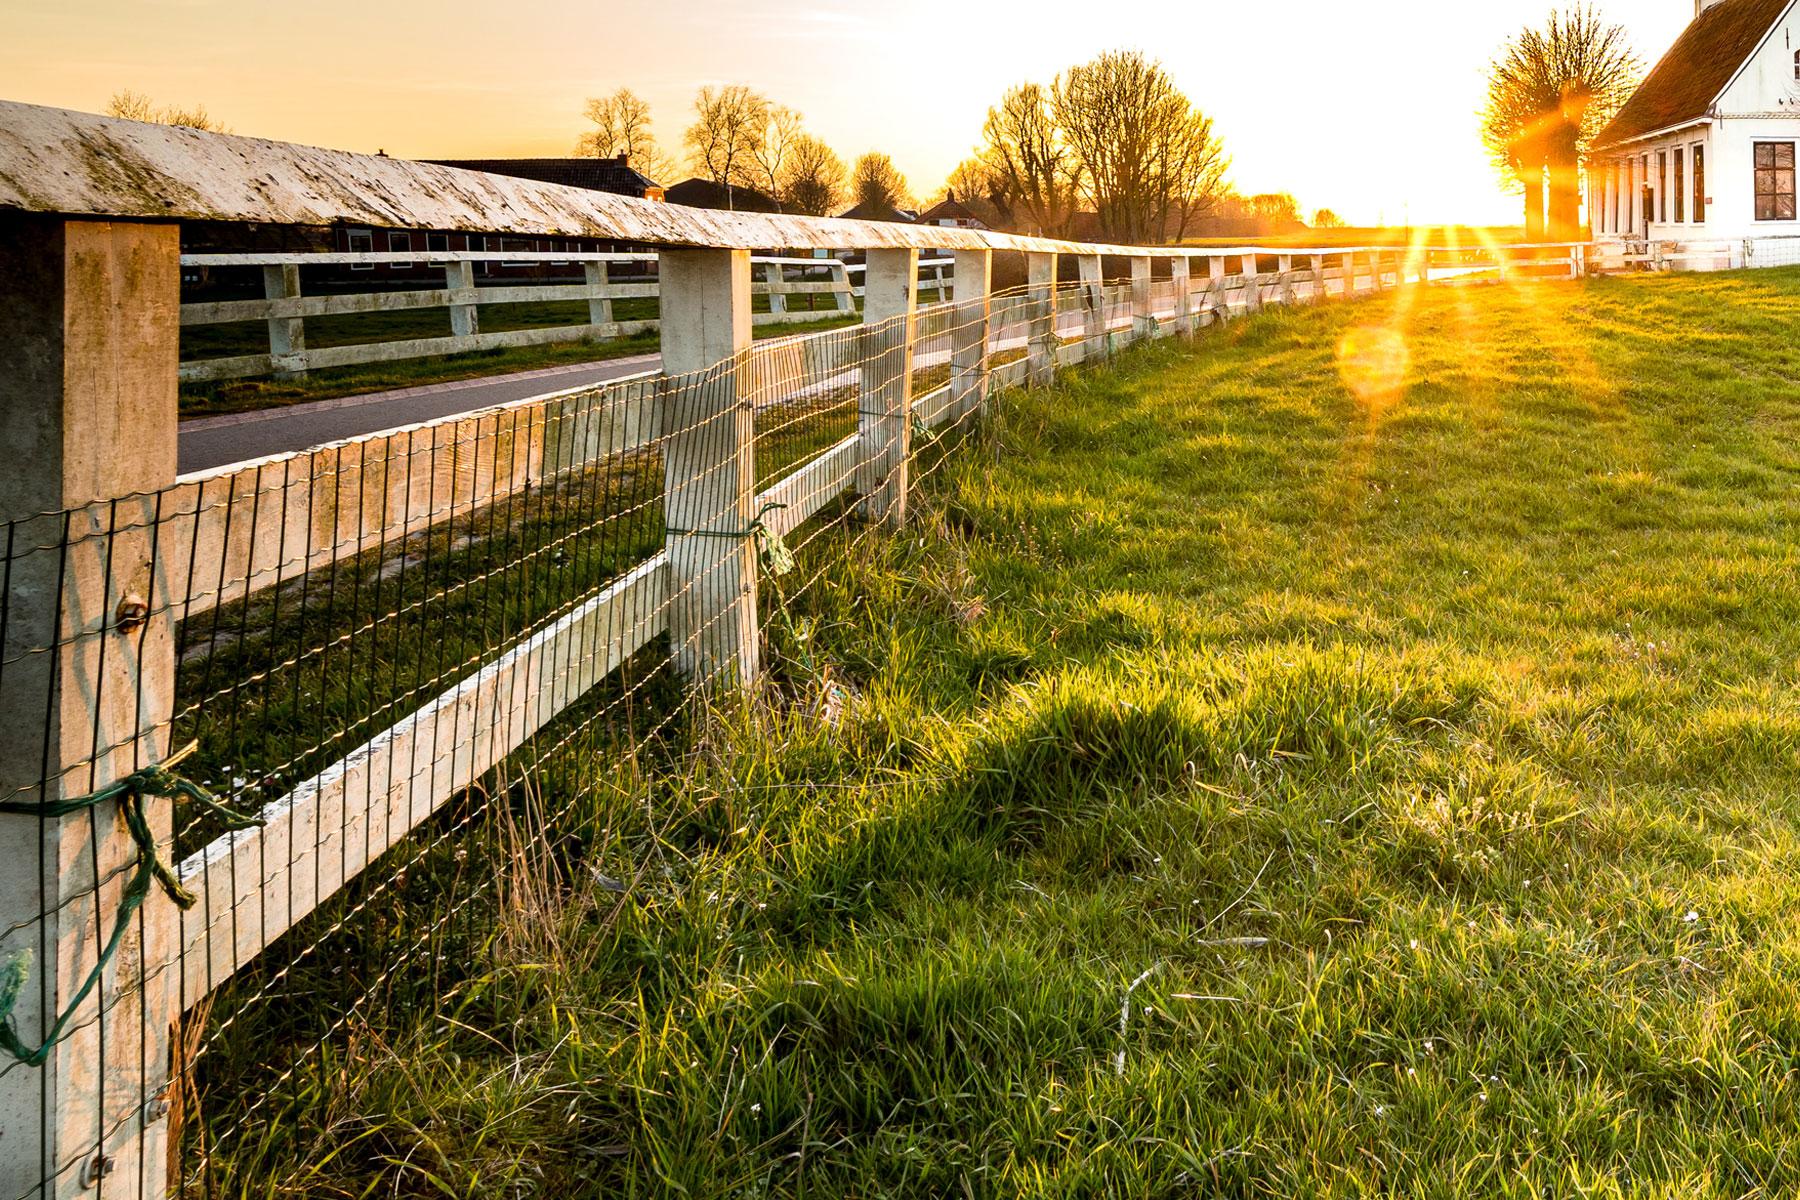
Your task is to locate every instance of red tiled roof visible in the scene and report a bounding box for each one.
[917,196,982,225]
[1596,0,1793,148]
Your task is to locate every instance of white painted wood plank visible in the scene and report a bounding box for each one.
[175,554,668,1010]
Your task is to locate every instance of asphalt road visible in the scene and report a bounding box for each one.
[177,353,661,475]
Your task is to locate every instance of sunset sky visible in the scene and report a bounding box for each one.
[2,0,1696,226]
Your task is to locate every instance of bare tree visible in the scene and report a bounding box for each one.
[105,89,228,132]
[851,152,911,212]
[980,83,1081,236]
[1158,107,1231,241]
[576,87,673,180]
[748,105,804,209]
[685,85,772,207]
[1483,7,1638,240]
[1053,51,1228,243]
[778,134,848,216]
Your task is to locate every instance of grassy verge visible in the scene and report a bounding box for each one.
[201,268,1800,1196]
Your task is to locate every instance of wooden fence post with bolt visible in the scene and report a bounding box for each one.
[1171,256,1193,335]
[950,248,991,423]
[0,213,183,1200]
[857,248,918,528]
[261,263,306,380]
[657,247,759,688]
[1077,254,1105,361]
[1026,252,1058,386]
[1130,255,1155,341]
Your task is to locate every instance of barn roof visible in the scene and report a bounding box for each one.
[663,177,782,213]
[422,156,662,196]
[1596,0,1793,148]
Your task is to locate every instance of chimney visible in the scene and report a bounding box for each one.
[1696,0,1727,15]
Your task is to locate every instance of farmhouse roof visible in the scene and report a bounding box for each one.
[422,156,663,197]
[917,194,984,226]
[1595,0,1793,148]
[837,199,915,223]
[664,177,783,213]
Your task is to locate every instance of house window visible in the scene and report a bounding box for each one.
[1755,141,1796,220]
[1673,148,1685,223]
[1693,145,1705,222]
[1793,49,1799,80]
[387,231,413,268]
[426,232,449,253]
[1656,151,1667,223]
[347,227,373,269]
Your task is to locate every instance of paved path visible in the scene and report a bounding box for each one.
[177,354,661,475]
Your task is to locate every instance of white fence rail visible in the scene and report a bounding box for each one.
[179,252,957,383]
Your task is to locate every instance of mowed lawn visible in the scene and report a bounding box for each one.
[250,270,1800,1198]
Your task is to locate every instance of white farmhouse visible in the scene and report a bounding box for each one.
[1590,0,1800,266]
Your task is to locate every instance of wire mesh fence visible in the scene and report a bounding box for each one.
[0,257,1394,1197]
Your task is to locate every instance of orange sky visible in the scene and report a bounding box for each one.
[0,0,1695,225]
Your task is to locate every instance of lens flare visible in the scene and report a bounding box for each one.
[1335,326,1411,410]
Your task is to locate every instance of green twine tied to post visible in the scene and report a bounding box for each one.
[668,501,793,578]
[0,741,263,1067]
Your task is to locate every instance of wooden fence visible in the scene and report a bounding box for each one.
[178,252,956,383]
[0,96,1619,1200]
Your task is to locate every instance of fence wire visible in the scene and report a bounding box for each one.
[0,263,1345,1198]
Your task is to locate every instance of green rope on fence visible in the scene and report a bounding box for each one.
[0,741,263,1067]
[667,501,793,577]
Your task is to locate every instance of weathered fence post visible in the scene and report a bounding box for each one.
[950,249,991,422]
[1026,252,1058,386]
[658,247,758,687]
[1242,253,1263,313]
[1276,254,1296,306]
[444,259,480,339]
[1077,254,1105,361]
[1129,255,1155,341]
[583,261,615,328]
[830,260,855,314]
[262,263,306,379]
[1171,256,1193,335]
[1208,256,1229,321]
[856,248,917,527]
[761,261,787,317]
[1308,253,1325,302]
[0,214,182,1200]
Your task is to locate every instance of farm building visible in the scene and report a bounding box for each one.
[1591,0,1800,264]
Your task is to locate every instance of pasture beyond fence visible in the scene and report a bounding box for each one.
[0,97,1613,1199]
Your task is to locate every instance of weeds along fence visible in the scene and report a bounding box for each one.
[178,251,956,384]
[0,96,1567,1200]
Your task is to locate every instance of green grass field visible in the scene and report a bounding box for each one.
[209,268,1800,1197]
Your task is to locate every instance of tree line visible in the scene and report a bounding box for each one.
[579,84,906,217]
[578,53,1338,240]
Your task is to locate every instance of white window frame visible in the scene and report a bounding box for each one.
[347,227,374,269]
[387,230,413,268]
[425,232,450,253]
[1754,140,1797,222]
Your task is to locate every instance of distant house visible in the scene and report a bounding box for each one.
[323,155,666,281]
[423,156,664,201]
[916,193,987,230]
[837,199,917,224]
[664,178,783,213]
[1591,0,1800,260]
